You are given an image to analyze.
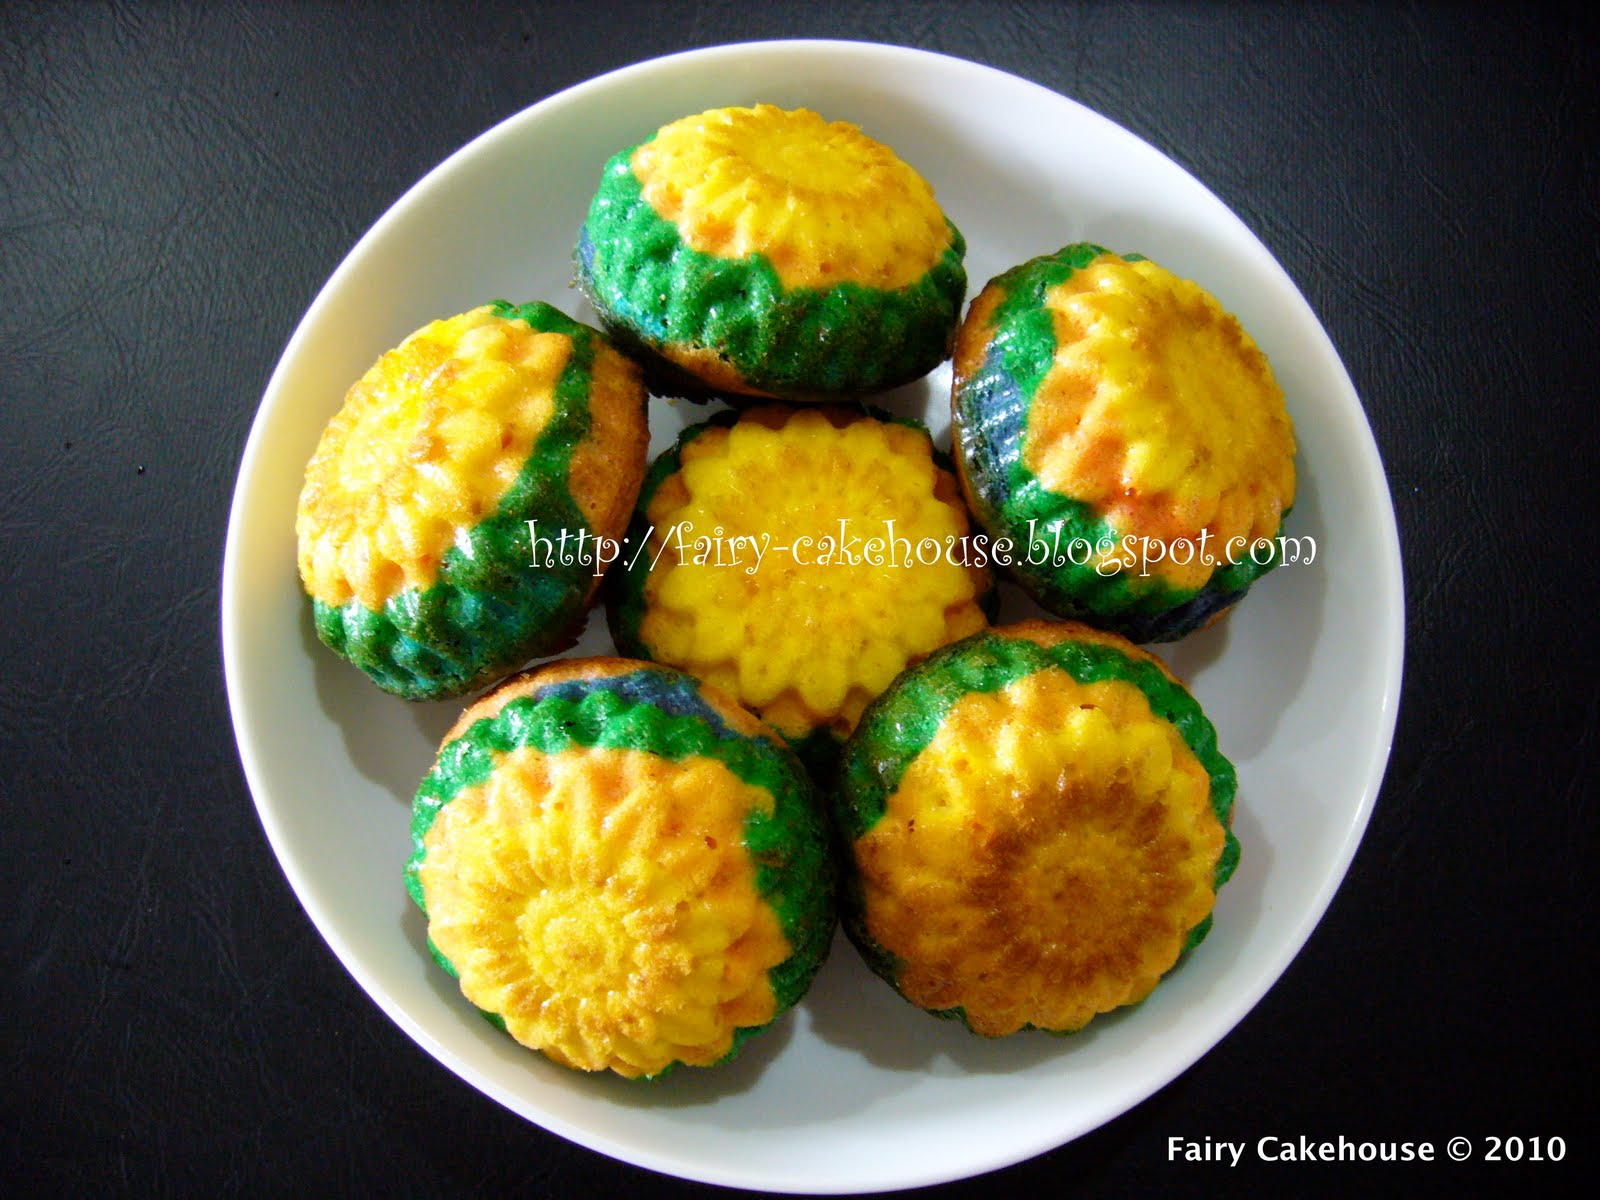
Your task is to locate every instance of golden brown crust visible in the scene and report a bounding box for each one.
[951,282,1004,389]
[657,341,779,398]
[567,341,650,606]
[856,662,1222,1035]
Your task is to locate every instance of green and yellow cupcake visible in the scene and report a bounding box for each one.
[577,104,967,402]
[406,658,834,1079]
[610,406,993,772]
[952,244,1296,641]
[297,301,648,700]
[835,620,1238,1037]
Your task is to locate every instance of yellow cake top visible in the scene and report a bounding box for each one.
[631,104,952,291]
[297,306,567,610]
[638,407,989,741]
[1023,255,1296,591]
[418,743,791,1078]
[856,667,1224,1036]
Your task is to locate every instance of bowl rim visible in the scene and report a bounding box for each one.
[222,37,1405,1193]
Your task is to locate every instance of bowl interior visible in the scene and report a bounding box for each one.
[223,40,1402,1194]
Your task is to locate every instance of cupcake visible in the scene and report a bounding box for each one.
[577,104,966,402]
[609,405,993,773]
[952,244,1296,641]
[835,620,1238,1037]
[406,658,834,1078]
[297,301,648,700]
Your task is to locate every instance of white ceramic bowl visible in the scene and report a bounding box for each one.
[223,40,1403,1194]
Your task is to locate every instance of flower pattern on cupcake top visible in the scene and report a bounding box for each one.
[1019,254,1296,592]
[835,620,1238,1036]
[419,742,791,1076]
[577,104,967,401]
[298,306,568,611]
[858,666,1221,1035]
[953,244,1296,640]
[611,406,991,761]
[296,301,648,701]
[408,659,835,1079]
[631,104,953,291]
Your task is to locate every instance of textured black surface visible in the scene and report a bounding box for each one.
[3,2,1595,1195]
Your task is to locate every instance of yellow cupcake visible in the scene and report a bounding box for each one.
[835,621,1239,1036]
[952,244,1296,641]
[406,659,834,1078]
[297,301,647,699]
[577,104,967,401]
[609,406,993,771]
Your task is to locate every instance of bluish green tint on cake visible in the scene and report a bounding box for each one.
[952,244,1297,642]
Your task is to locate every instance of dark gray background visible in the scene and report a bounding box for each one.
[3,2,1594,1194]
